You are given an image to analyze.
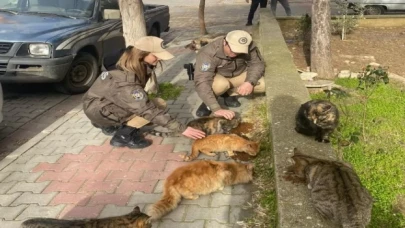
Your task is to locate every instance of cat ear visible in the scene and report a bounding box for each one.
[133,206,140,213]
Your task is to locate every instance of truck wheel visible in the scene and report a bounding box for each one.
[364,6,385,15]
[55,53,98,94]
[149,24,160,37]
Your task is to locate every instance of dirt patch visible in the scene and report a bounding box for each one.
[394,195,405,217]
[280,24,405,77]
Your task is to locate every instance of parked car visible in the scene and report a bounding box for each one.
[0,0,170,94]
[346,0,405,15]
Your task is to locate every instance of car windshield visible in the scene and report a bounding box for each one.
[0,0,96,18]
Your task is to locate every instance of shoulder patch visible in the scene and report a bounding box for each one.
[100,71,109,80]
[131,89,145,100]
[201,63,211,72]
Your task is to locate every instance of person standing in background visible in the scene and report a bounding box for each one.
[270,0,292,16]
[246,0,268,26]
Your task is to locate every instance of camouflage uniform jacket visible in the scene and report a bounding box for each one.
[194,36,265,112]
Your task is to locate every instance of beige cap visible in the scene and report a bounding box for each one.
[134,36,174,60]
[225,30,253,54]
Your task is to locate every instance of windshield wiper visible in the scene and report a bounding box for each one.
[0,9,18,15]
[21,11,76,19]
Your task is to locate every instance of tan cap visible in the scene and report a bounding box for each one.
[225,30,253,54]
[134,36,174,60]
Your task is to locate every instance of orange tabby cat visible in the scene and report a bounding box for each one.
[147,160,254,220]
[182,134,259,161]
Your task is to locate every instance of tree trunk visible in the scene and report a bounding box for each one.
[118,0,147,46]
[199,0,208,35]
[310,0,334,79]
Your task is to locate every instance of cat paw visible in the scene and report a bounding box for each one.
[185,195,199,200]
[180,154,191,161]
[192,195,199,200]
[322,139,330,143]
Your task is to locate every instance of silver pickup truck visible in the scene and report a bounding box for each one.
[0,0,170,94]
[346,0,405,14]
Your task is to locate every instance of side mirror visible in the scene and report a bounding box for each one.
[103,9,121,20]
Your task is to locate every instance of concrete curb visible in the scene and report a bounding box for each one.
[258,8,338,228]
[0,104,83,171]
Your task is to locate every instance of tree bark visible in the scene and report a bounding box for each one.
[199,0,208,35]
[310,0,334,79]
[118,0,147,46]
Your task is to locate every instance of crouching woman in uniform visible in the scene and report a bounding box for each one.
[82,36,205,149]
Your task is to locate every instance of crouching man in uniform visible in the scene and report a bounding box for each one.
[194,30,266,119]
[83,36,205,149]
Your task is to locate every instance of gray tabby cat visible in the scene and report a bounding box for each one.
[20,206,151,228]
[295,99,339,143]
[286,148,373,228]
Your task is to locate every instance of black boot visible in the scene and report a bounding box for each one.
[101,126,119,136]
[221,93,241,107]
[110,125,151,149]
[91,122,118,136]
[196,103,212,117]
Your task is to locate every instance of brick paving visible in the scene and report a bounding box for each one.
[0,5,257,228]
[0,89,82,160]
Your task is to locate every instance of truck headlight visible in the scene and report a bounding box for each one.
[29,44,50,56]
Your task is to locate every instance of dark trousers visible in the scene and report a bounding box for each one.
[247,0,268,23]
[270,0,291,16]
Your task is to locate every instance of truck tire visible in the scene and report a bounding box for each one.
[55,53,99,94]
[364,5,385,15]
[149,24,160,37]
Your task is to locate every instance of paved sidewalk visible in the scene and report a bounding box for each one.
[0,45,255,227]
[0,91,82,161]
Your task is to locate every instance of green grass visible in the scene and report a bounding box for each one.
[311,78,405,227]
[148,82,184,100]
[244,99,278,227]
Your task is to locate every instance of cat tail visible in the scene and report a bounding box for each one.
[147,186,182,221]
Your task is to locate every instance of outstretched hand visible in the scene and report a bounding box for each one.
[182,127,206,140]
[214,109,235,120]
